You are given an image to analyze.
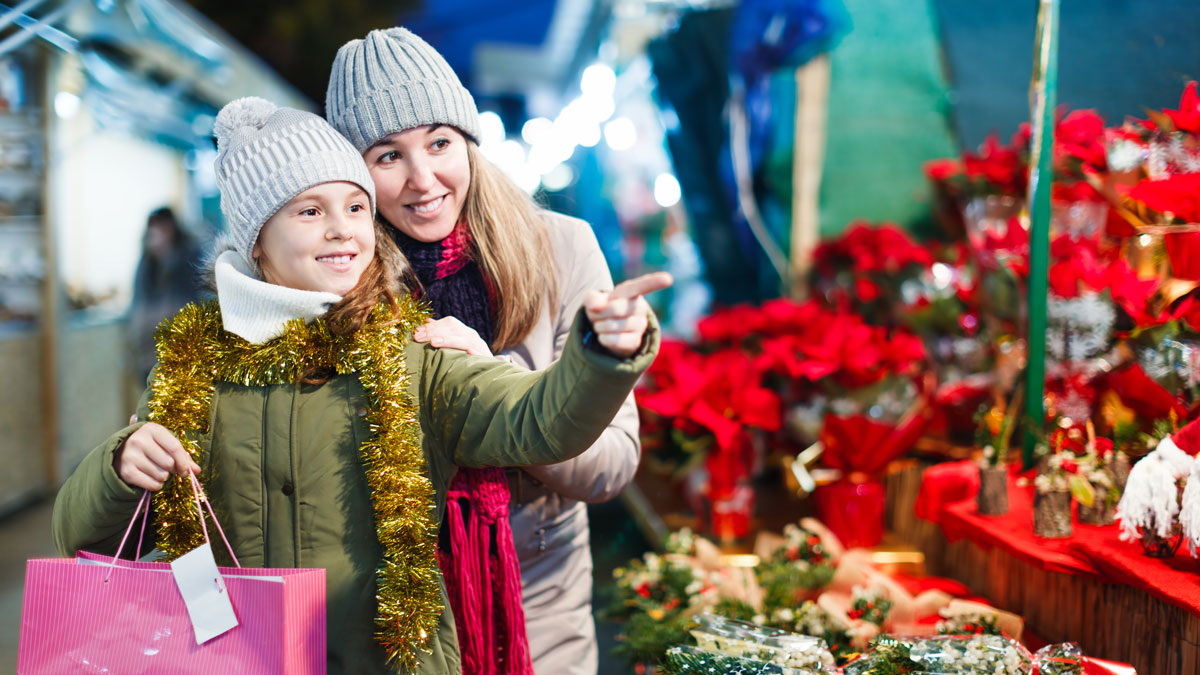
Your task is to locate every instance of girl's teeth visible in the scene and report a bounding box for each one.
[319,255,352,264]
[412,196,443,214]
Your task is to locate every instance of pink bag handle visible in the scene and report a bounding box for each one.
[104,473,241,583]
[188,472,240,568]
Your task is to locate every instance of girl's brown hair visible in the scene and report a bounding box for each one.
[325,220,410,334]
[302,221,410,384]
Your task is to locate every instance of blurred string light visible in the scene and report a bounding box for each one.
[479,61,627,193]
[541,163,575,192]
[521,117,553,146]
[653,172,681,207]
[580,63,616,98]
[603,117,636,151]
[54,91,80,118]
[479,110,507,146]
[576,122,602,148]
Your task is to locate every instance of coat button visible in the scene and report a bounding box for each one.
[355,406,368,418]
[281,483,294,496]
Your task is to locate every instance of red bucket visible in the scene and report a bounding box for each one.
[1164,231,1200,280]
[707,482,755,543]
[814,479,886,548]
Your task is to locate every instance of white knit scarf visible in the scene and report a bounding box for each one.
[212,250,342,344]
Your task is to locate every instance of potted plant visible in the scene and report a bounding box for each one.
[1076,423,1121,526]
[975,387,1022,516]
[1033,428,1088,539]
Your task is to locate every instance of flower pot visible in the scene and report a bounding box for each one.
[976,465,1009,516]
[1139,518,1183,558]
[1077,476,1115,526]
[1033,490,1072,538]
[1111,452,1130,493]
[1140,478,1186,557]
[815,479,885,548]
[1164,230,1200,280]
[708,482,755,544]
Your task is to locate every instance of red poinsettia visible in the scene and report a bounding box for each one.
[1048,422,1087,455]
[1055,109,1108,170]
[1107,262,1164,328]
[963,134,1028,197]
[639,346,782,453]
[977,217,1030,276]
[1052,179,1103,203]
[924,158,962,182]
[813,221,934,276]
[755,334,839,382]
[1164,81,1200,134]
[757,298,824,337]
[1178,296,1200,333]
[637,340,708,418]
[1046,233,1115,297]
[1124,174,1200,223]
[696,304,768,346]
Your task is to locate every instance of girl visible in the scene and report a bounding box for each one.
[326,28,641,675]
[52,98,665,674]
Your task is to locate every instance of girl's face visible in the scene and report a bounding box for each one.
[253,181,374,296]
[364,125,471,242]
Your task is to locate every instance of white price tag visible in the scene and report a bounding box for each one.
[170,543,239,644]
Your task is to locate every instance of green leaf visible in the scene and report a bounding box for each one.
[1069,475,1094,507]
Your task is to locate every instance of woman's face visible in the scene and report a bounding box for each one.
[253,181,375,295]
[364,125,471,242]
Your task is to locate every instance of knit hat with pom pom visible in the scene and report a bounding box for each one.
[213,97,375,270]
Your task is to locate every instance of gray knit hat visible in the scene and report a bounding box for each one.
[326,27,481,152]
[213,97,376,270]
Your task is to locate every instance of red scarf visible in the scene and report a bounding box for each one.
[394,221,533,675]
[439,469,532,675]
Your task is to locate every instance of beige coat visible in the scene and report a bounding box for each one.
[499,213,641,675]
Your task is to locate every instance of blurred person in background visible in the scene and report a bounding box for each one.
[128,207,203,382]
[327,27,642,675]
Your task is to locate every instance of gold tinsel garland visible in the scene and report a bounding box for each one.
[147,299,441,671]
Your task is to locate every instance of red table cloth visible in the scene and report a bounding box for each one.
[918,462,1200,616]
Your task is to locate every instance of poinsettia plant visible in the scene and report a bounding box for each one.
[810,222,935,325]
[638,341,784,491]
[925,108,1109,207]
[1122,173,1200,224]
[638,296,928,483]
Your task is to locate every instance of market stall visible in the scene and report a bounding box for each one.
[597,0,1200,671]
[0,0,307,509]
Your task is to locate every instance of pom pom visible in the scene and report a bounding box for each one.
[214,97,277,145]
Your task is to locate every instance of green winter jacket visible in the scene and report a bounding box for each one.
[52,308,658,674]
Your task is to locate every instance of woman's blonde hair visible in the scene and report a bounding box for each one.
[452,142,556,351]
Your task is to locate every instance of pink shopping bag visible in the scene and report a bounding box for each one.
[18,480,327,674]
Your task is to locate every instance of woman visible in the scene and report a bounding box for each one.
[52,98,665,674]
[326,28,641,675]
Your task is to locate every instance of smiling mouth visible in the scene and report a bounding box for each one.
[317,253,355,264]
[407,195,446,214]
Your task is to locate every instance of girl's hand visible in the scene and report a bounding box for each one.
[114,422,201,491]
[584,272,673,357]
[414,317,492,357]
